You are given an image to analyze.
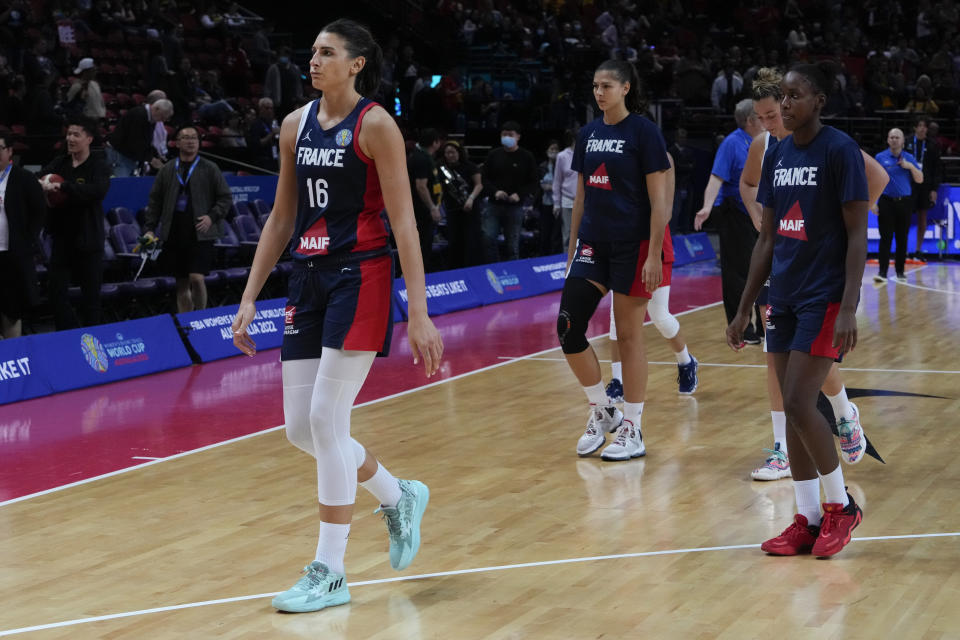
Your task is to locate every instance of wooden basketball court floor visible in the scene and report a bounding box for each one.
[1,262,958,639]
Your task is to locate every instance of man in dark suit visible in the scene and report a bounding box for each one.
[106,98,174,177]
[0,132,46,338]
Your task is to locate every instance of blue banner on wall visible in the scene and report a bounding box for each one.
[393,268,484,318]
[102,175,278,216]
[0,336,51,405]
[36,315,192,393]
[868,185,960,255]
[673,232,716,266]
[177,298,286,362]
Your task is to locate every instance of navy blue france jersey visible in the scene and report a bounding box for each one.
[757,126,868,305]
[291,97,388,260]
[572,113,670,242]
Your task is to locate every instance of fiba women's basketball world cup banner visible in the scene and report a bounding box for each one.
[34,315,192,394]
[176,298,286,362]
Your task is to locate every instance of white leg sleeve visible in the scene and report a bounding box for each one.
[647,286,680,340]
[282,357,370,471]
[309,347,376,506]
[609,294,618,341]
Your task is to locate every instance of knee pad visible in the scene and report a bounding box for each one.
[558,278,604,354]
[647,286,680,339]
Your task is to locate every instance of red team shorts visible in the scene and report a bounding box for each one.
[568,239,672,299]
[281,252,394,360]
[764,300,843,361]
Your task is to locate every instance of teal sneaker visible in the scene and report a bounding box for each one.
[375,479,429,571]
[271,561,350,613]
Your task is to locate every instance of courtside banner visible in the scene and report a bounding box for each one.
[672,232,716,266]
[468,259,538,304]
[523,253,568,294]
[37,315,191,393]
[868,185,960,255]
[393,269,482,318]
[177,298,286,362]
[0,336,51,405]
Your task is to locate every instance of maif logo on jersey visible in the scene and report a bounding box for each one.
[778,201,808,241]
[588,163,613,190]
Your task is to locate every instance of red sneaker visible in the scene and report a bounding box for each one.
[812,493,863,557]
[760,514,820,555]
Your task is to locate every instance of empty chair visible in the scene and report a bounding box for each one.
[232,215,261,245]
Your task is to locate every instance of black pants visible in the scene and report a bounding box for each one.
[445,208,483,269]
[717,198,759,325]
[877,195,912,277]
[48,246,103,330]
[538,203,562,255]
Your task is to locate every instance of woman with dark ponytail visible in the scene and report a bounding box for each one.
[558,59,674,461]
[727,61,870,557]
[231,18,443,612]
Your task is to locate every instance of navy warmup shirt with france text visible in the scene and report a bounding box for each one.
[291,97,389,260]
[572,113,670,242]
[757,126,868,305]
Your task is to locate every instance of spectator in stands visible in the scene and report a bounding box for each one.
[40,116,110,330]
[904,86,939,114]
[0,132,46,338]
[538,139,561,256]
[264,47,304,118]
[694,99,764,343]
[711,58,743,113]
[552,128,577,257]
[438,141,483,269]
[65,58,105,121]
[146,90,171,172]
[407,128,443,271]
[143,125,232,313]
[221,35,251,98]
[246,97,280,172]
[668,128,697,233]
[481,120,538,263]
[107,98,174,177]
[220,110,246,148]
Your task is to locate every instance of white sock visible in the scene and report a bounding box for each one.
[611,361,622,382]
[794,478,822,526]
[584,381,609,406]
[360,463,402,508]
[623,401,643,431]
[674,345,691,365]
[826,387,855,422]
[771,411,787,455]
[818,463,850,507]
[315,521,350,574]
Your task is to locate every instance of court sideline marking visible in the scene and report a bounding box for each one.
[500,356,960,375]
[0,531,956,637]
[0,302,723,509]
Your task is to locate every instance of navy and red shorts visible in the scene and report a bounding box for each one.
[567,239,672,299]
[281,251,394,361]
[764,300,843,361]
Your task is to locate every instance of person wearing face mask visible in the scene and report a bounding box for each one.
[480,121,538,263]
[874,127,923,283]
[538,139,562,255]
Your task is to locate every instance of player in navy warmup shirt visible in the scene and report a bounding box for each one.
[728,63,868,558]
[557,59,671,462]
[231,19,443,614]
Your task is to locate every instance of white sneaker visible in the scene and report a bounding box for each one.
[750,445,791,481]
[837,402,866,464]
[576,405,623,457]
[600,420,645,461]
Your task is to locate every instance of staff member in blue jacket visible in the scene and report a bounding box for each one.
[874,128,923,283]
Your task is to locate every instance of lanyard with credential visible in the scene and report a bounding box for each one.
[0,164,11,186]
[913,136,926,168]
[176,157,200,187]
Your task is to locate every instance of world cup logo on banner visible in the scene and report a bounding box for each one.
[486,269,504,295]
[80,333,109,372]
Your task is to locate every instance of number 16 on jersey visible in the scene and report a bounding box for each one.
[306,178,329,209]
